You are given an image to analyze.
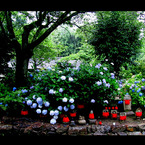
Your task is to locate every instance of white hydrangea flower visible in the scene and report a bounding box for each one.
[49,89,55,94]
[50,110,55,116]
[54,110,59,116]
[36,97,43,104]
[69,98,74,103]
[70,104,75,110]
[32,95,36,99]
[44,101,50,107]
[32,103,37,108]
[27,100,32,106]
[91,99,95,103]
[59,88,63,93]
[64,106,69,112]
[57,106,63,111]
[42,109,47,115]
[50,118,56,124]
[103,67,108,71]
[104,100,109,104]
[68,77,74,82]
[53,115,58,120]
[62,97,67,102]
[100,72,103,75]
[61,76,66,80]
[36,109,41,114]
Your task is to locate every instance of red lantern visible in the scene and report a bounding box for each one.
[102,112,109,118]
[111,113,117,119]
[21,110,28,116]
[115,106,118,110]
[99,121,102,125]
[125,100,130,105]
[63,116,70,123]
[89,113,95,119]
[105,107,108,109]
[136,112,142,117]
[112,107,114,110]
[70,112,76,117]
[120,115,126,121]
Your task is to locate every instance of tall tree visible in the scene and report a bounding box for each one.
[90,11,142,77]
[0,11,84,87]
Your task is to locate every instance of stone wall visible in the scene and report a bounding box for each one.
[1,120,145,136]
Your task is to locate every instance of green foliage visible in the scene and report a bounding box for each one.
[120,73,145,107]
[90,11,142,77]
[23,62,119,111]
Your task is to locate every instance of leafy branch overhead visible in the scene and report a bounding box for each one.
[0,11,85,87]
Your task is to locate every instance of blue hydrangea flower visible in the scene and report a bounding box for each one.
[118,101,123,104]
[132,89,135,92]
[137,88,141,93]
[29,74,33,78]
[139,93,143,97]
[95,63,101,69]
[13,87,17,91]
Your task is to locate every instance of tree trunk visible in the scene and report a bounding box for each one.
[15,51,29,88]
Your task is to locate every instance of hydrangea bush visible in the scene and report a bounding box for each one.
[119,72,145,108]
[0,62,119,124]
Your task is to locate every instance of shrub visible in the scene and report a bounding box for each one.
[120,72,145,108]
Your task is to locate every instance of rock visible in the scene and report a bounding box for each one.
[91,125,97,133]
[56,125,69,135]
[96,125,105,133]
[93,131,107,136]
[126,125,138,132]
[111,125,126,133]
[127,131,142,136]
[126,111,135,116]
[117,132,127,136]
[138,123,145,131]
[68,126,87,136]
[104,125,111,133]
[107,132,118,136]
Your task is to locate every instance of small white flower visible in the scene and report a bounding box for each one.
[32,103,37,108]
[38,105,42,108]
[105,59,108,61]
[53,115,58,120]
[106,83,110,88]
[91,99,95,103]
[111,62,114,65]
[50,110,55,116]
[104,100,109,104]
[62,97,67,102]
[96,81,102,86]
[64,106,69,112]
[50,118,56,125]
[42,109,47,115]
[58,106,63,111]
[59,88,63,93]
[44,101,50,107]
[27,100,32,106]
[103,67,108,71]
[102,79,106,84]
[70,104,75,110]
[36,97,43,104]
[32,95,36,99]
[54,110,59,116]
[69,98,74,103]
[49,89,55,94]
[36,109,41,114]
[68,77,74,82]
[95,63,101,69]
[61,76,66,80]
[100,72,103,75]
